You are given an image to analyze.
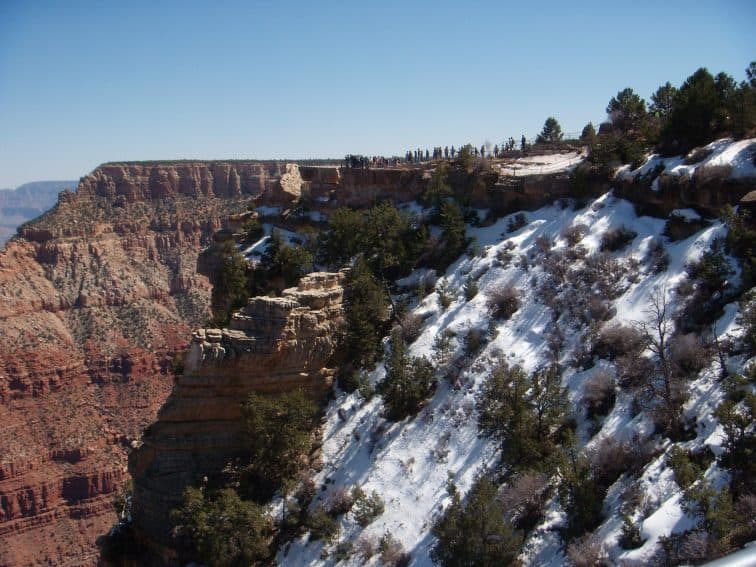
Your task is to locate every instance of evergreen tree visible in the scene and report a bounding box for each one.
[606,88,647,133]
[580,122,596,143]
[260,229,313,291]
[457,144,474,170]
[650,81,679,119]
[379,329,436,421]
[557,437,605,540]
[318,207,364,267]
[241,389,318,496]
[343,256,389,368]
[420,163,452,209]
[171,487,271,567]
[437,200,467,268]
[432,477,522,567]
[536,117,563,144]
[209,240,249,325]
[478,363,567,469]
[662,67,723,152]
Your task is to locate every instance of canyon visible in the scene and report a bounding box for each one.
[0,159,429,566]
[1,144,753,566]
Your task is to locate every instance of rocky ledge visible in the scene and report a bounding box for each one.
[128,271,347,562]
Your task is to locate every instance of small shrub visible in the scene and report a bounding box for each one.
[463,327,487,355]
[325,486,354,517]
[645,238,670,273]
[499,471,549,532]
[488,284,520,320]
[496,241,516,266]
[668,446,701,489]
[616,354,654,390]
[397,312,423,344]
[507,213,527,233]
[306,505,339,541]
[352,487,385,527]
[590,438,634,487]
[333,540,353,561]
[464,275,479,300]
[534,234,552,255]
[354,534,377,561]
[468,237,483,257]
[433,329,456,365]
[562,223,589,247]
[437,280,453,310]
[379,532,410,567]
[566,534,609,567]
[600,225,637,252]
[619,514,646,549]
[593,324,644,360]
[586,297,614,322]
[669,333,710,376]
[583,370,616,419]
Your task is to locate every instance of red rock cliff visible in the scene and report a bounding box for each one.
[0,161,281,566]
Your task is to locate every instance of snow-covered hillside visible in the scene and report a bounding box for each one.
[275,182,753,565]
[617,137,756,190]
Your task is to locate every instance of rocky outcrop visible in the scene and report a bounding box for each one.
[0,180,74,246]
[128,271,346,562]
[614,168,756,217]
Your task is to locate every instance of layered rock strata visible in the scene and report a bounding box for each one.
[128,271,346,561]
[0,163,274,566]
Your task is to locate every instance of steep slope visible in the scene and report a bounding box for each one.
[279,144,755,566]
[285,195,752,565]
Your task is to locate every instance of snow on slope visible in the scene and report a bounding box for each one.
[278,186,752,566]
[617,137,756,190]
[499,149,588,177]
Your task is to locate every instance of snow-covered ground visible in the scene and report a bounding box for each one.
[499,149,588,177]
[617,137,756,190]
[278,188,752,565]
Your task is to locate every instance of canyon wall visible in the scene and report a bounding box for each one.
[128,271,346,563]
[0,160,420,566]
[3,154,749,565]
[0,162,276,566]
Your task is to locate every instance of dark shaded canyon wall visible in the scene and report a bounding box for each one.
[128,271,346,563]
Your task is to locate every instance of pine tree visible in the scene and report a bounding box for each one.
[580,122,596,143]
[650,82,679,119]
[318,207,365,267]
[536,117,563,144]
[379,329,436,421]
[171,487,272,567]
[343,257,389,368]
[209,240,249,325]
[606,88,647,133]
[432,477,522,567]
[437,200,467,268]
[241,389,318,494]
[478,363,567,469]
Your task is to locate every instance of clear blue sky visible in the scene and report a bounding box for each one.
[0,0,753,188]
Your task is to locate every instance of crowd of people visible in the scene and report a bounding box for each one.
[344,135,532,169]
